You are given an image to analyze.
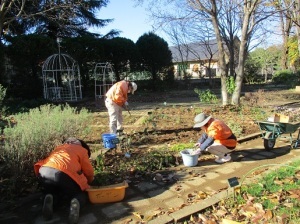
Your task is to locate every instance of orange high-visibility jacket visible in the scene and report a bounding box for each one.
[106,80,129,106]
[205,119,237,148]
[34,144,94,191]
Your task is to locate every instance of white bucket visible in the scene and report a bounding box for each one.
[180,149,200,167]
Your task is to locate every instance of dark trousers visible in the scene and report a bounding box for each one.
[38,166,88,208]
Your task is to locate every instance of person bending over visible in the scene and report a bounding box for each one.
[34,137,94,224]
[105,80,137,134]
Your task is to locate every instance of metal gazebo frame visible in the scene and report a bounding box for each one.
[42,53,82,102]
[94,62,115,99]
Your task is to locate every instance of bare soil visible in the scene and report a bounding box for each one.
[85,88,300,185]
[88,88,300,146]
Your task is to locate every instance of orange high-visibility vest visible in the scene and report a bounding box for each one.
[106,80,129,106]
[205,119,237,148]
[34,144,94,190]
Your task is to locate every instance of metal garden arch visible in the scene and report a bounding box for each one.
[42,53,82,102]
[94,62,115,99]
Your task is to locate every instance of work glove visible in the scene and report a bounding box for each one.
[194,142,201,148]
[123,101,129,110]
[193,143,202,155]
[190,150,201,155]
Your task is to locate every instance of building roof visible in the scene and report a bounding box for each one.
[169,40,219,63]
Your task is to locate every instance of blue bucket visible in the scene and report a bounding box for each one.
[180,149,200,167]
[102,133,119,149]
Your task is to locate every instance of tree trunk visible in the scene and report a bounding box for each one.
[232,9,251,105]
[278,9,291,70]
[297,27,300,58]
[211,16,228,105]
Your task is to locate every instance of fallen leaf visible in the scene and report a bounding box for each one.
[215,209,227,217]
[263,209,273,220]
[197,190,207,199]
[132,212,143,220]
[198,213,208,222]
[283,202,294,208]
[145,215,154,221]
[190,214,195,221]
[221,218,242,224]
[288,189,300,198]
[123,218,132,224]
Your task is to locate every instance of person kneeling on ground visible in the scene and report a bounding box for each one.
[34,137,94,224]
[193,113,237,164]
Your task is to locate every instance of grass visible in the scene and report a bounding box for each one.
[170,143,195,151]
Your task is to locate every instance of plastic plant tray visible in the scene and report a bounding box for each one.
[86,181,128,204]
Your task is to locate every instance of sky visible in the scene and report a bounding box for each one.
[88,1,168,43]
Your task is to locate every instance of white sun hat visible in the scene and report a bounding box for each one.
[131,82,137,94]
[193,113,212,128]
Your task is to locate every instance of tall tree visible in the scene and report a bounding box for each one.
[63,35,106,92]
[0,0,116,41]
[136,32,172,89]
[250,46,281,81]
[274,0,292,70]
[104,37,139,81]
[6,34,56,98]
[289,0,300,60]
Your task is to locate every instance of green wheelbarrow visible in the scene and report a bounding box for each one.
[256,121,300,150]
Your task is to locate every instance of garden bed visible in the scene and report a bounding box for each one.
[87,89,300,186]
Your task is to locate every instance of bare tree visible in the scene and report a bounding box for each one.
[166,22,191,80]
[136,0,286,105]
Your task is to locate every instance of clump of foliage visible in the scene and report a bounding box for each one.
[0,84,6,108]
[92,147,178,186]
[227,120,243,136]
[0,104,92,199]
[226,76,236,94]
[272,70,300,87]
[194,88,218,103]
[170,143,194,151]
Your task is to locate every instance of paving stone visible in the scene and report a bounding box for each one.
[168,182,191,193]
[215,164,242,174]
[79,213,98,223]
[184,176,207,186]
[164,197,185,208]
[101,203,130,218]
[126,196,151,208]
[136,182,159,191]
[147,214,174,224]
[201,171,220,180]
[147,188,174,200]
[124,187,137,198]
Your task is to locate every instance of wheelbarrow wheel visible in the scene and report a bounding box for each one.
[264,139,276,150]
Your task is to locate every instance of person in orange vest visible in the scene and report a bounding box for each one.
[105,80,137,134]
[34,137,94,224]
[193,113,237,163]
